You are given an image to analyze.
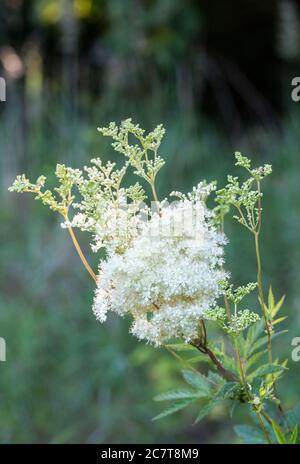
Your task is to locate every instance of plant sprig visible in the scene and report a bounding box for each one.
[9,123,295,444]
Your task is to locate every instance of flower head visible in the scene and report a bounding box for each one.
[93,192,228,346]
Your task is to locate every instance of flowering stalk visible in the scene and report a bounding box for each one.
[8,121,299,444]
[251,178,272,366]
[254,230,272,361]
[65,221,97,283]
[215,155,283,393]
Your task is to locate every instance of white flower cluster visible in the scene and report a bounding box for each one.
[93,196,228,346]
[9,121,266,350]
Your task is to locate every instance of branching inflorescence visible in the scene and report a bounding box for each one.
[9,119,299,444]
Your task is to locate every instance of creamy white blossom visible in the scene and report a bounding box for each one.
[93,197,228,346]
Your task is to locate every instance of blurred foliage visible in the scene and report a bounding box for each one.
[1,0,300,445]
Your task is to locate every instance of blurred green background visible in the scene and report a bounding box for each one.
[1,0,300,444]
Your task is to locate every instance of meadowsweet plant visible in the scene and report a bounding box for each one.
[9,119,300,444]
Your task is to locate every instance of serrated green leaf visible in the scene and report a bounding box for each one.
[247,319,265,343]
[268,286,275,310]
[209,344,237,373]
[289,425,298,444]
[249,335,269,355]
[264,289,286,319]
[248,363,285,381]
[194,399,220,423]
[271,420,286,444]
[182,370,211,395]
[245,320,265,356]
[246,349,268,372]
[234,425,266,444]
[272,316,287,326]
[187,353,212,364]
[229,400,238,418]
[208,371,226,386]
[248,330,288,356]
[272,295,285,318]
[154,389,202,402]
[215,382,238,400]
[152,398,197,421]
[234,333,247,358]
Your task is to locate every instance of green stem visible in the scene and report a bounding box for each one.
[254,229,289,431]
[65,217,97,283]
[234,341,272,444]
[254,232,272,363]
[151,181,159,204]
[191,340,237,382]
[224,295,231,319]
[256,410,272,444]
[205,346,237,382]
[235,342,246,385]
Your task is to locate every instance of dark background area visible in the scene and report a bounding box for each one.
[0,0,300,444]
